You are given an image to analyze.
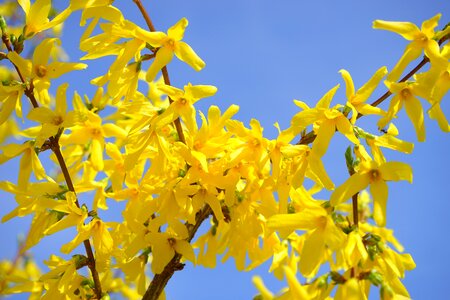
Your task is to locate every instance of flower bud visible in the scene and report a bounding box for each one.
[0,16,6,33]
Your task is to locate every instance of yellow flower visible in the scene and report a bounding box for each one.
[373,14,445,81]
[378,81,426,142]
[61,111,127,171]
[268,206,346,278]
[145,18,206,82]
[60,218,113,258]
[18,0,71,38]
[0,141,48,188]
[290,85,359,157]
[157,83,217,133]
[44,191,88,235]
[330,159,412,226]
[27,83,86,147]
[339,67,387,124]
[7,38,87,103]
[145,219,195,274]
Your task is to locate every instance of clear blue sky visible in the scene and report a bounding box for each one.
[1,1,449,299]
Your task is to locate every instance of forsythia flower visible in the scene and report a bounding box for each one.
[61,110,127,171]
[157,83,217,133]
[7,38,87,103]
[290,84,359,157]
[373,14,445,81]
[18,0,71,37]
[339,67,387,124]
[146,18,206,82]
[27,83,86,147]
[330,158,412,226]
[268,203,346,278]
[145,219,195,274]
[0,141,48,188]
[378,81,426,142]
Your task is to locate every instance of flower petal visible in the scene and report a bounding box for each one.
[312,119,335,157]
[372,20,419,40]
[379,161,413,183]
[330,173,370,206]
[146,47,174,82]
[168,18,188,41]
[175,41,206,71]
[404,95,425,142]
[370,179,388,226]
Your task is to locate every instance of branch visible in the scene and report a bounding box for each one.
[1,34,103,299]
[142,205,213,300]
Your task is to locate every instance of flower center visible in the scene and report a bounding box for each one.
[164,38,176,50]
[369,169,380,182]
[91,128,102,137]
[52,116,64,126]
[400,88,411,100]
[35,65,47,78]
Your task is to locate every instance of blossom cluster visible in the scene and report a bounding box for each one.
[0,1,448,299]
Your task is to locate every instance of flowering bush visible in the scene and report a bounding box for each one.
[0,1,449,299]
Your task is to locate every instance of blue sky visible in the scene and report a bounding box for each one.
[1,1,449,299]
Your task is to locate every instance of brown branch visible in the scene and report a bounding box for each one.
[1,33,103,299]
[132,0,156,32]
[352,193,359,227]
[297,33,450,146]
[142,205,213,300]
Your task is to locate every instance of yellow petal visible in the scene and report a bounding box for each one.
[372,20,419,40]
[387,45,422,82]
[428,103,450,132]
[330,173,370,206]
[267,211,322,232]
[185,84,217,100]
[312,119,335,157]
[307,151,334,190]
[27,107,56,123]
[46,62,88,81]
[404,95,425,142]
[356,66,388,102]
[146,47,174,82]
[91,138,104,171]
[379,161,413,183]
[252,276,274,299]
[370,179,389,226]
[335,116,359,144]
[33,38,59,67]
[283,266,310,299]
[168,18,188,41]
[299,229,324,278]
[7,51,32,78]
[175,41,205,71]
[0,94,18,125]
[339,69,355,100]
[316,84,339,109]
[174,240,195,263]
